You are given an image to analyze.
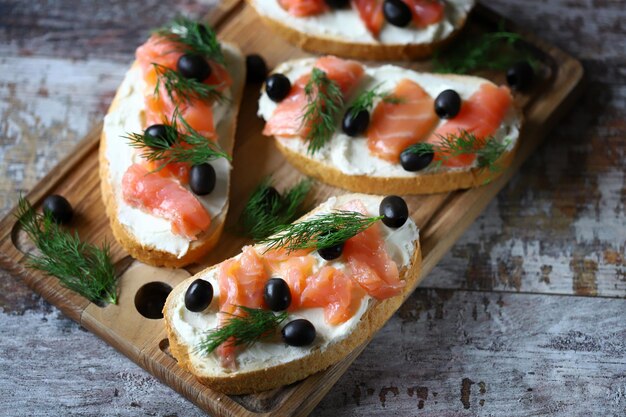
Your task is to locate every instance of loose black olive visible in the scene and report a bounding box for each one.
[379,195,409,228]
[265,73,291,102]
[434,89,462,119]
[400,147,434,172]
[282,319,316,347]
[324,0,350,8]
[189,163,216,195]
[318,243,344,261]
[246,54,268,84]
[184,279,214,312]
[383,0,412,27]
[145,124,174,146]
[506,61,534,91]
[264,278,292,311]
[177,53,212,82]
[342,108,370,137]
[42,195,73,224]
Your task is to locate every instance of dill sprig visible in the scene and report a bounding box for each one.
[153,64,227,105]
[195,307,288,355]
[347,84,401,117]
[301,68,344,154]
[239,178,312,241]
[405,130,510,172]
[432,28,533,74]
[125,109,231,170]
[154,17,224,64]
[260,211,383,253]
[15,197,118,305]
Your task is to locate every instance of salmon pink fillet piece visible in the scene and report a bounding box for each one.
[352,0,385,37]
[217,246,268,369]
[264,248,316,309]
[403,0,444,27]
[263,56,364,137]
[279,0,327,16]
[428,83,513,167]
[367,78,438,162]
[341,200,404,299]
[121,164,210,239]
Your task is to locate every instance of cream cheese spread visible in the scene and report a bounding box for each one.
[252,0,475,45]
[257,58,521,177]
[169,194,419,374]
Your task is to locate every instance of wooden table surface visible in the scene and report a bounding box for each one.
[1,1,624,416]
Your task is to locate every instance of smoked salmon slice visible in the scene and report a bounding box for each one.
[367,78,438,162]
[352,0,385,37]
[278,0,327,16]
[121,163,211,239]
[263,56,364,138]
[427,83,512,167]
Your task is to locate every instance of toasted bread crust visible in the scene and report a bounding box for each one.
[99,45,245,268]
[164,240,422,394]
[247,0,469,60]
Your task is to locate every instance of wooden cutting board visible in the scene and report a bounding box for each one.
[0,1,584,416]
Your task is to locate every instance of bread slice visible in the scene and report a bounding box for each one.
[163,193,422,394]
[258,57,522,195]
[247,0,475,60]
[99,43,245,268]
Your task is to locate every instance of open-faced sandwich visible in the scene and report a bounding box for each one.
[100,19,246,267]
[247,0,475,60]
[258,55,521,195]
[164,193,421,394]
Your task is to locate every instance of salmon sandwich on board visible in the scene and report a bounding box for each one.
[258,55,521,195]
[247,0,475,60]
[100,18,246,267]
[164,193,421,394]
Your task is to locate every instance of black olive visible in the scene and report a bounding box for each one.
[184,279,214,312]
[177,53,212,82]
[342,108,370,137]
[246,54,268,84]
[264,278,292,311]
[282,319,316,347]
[324,0,350,8]
[42,195,73,224]
[318,242,344,261]
[434,89,461,119]
[400,147,434,172]
[145,124,174,146]
[506,61,534,91]
[379,195,409,228]
[189,163,216,195]
[265,73,291,102]
[383,0,412,27]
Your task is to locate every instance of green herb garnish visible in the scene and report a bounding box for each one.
[260,211,383,253]
[301,67,344,154]
[15,196,118,305]
[347,83,401,118]
[405,130,510,172]
[153,64,227,105]
[432,28,532,74]
[125,109,231,170]
[195,307,288,355]
[239,178,312,241]
[155,17,224,64]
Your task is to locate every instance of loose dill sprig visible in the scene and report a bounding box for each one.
[301,68,344,154]
[153,64,227,105]
[260,211,383,253]
[239,178,312,241]
[154,17,224,64]
[125,109,231,170]
[195,307,288,355]
[15,197,118,305]
[405,130,509,172]
[432,28,533,74]
[348,84,401,117]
